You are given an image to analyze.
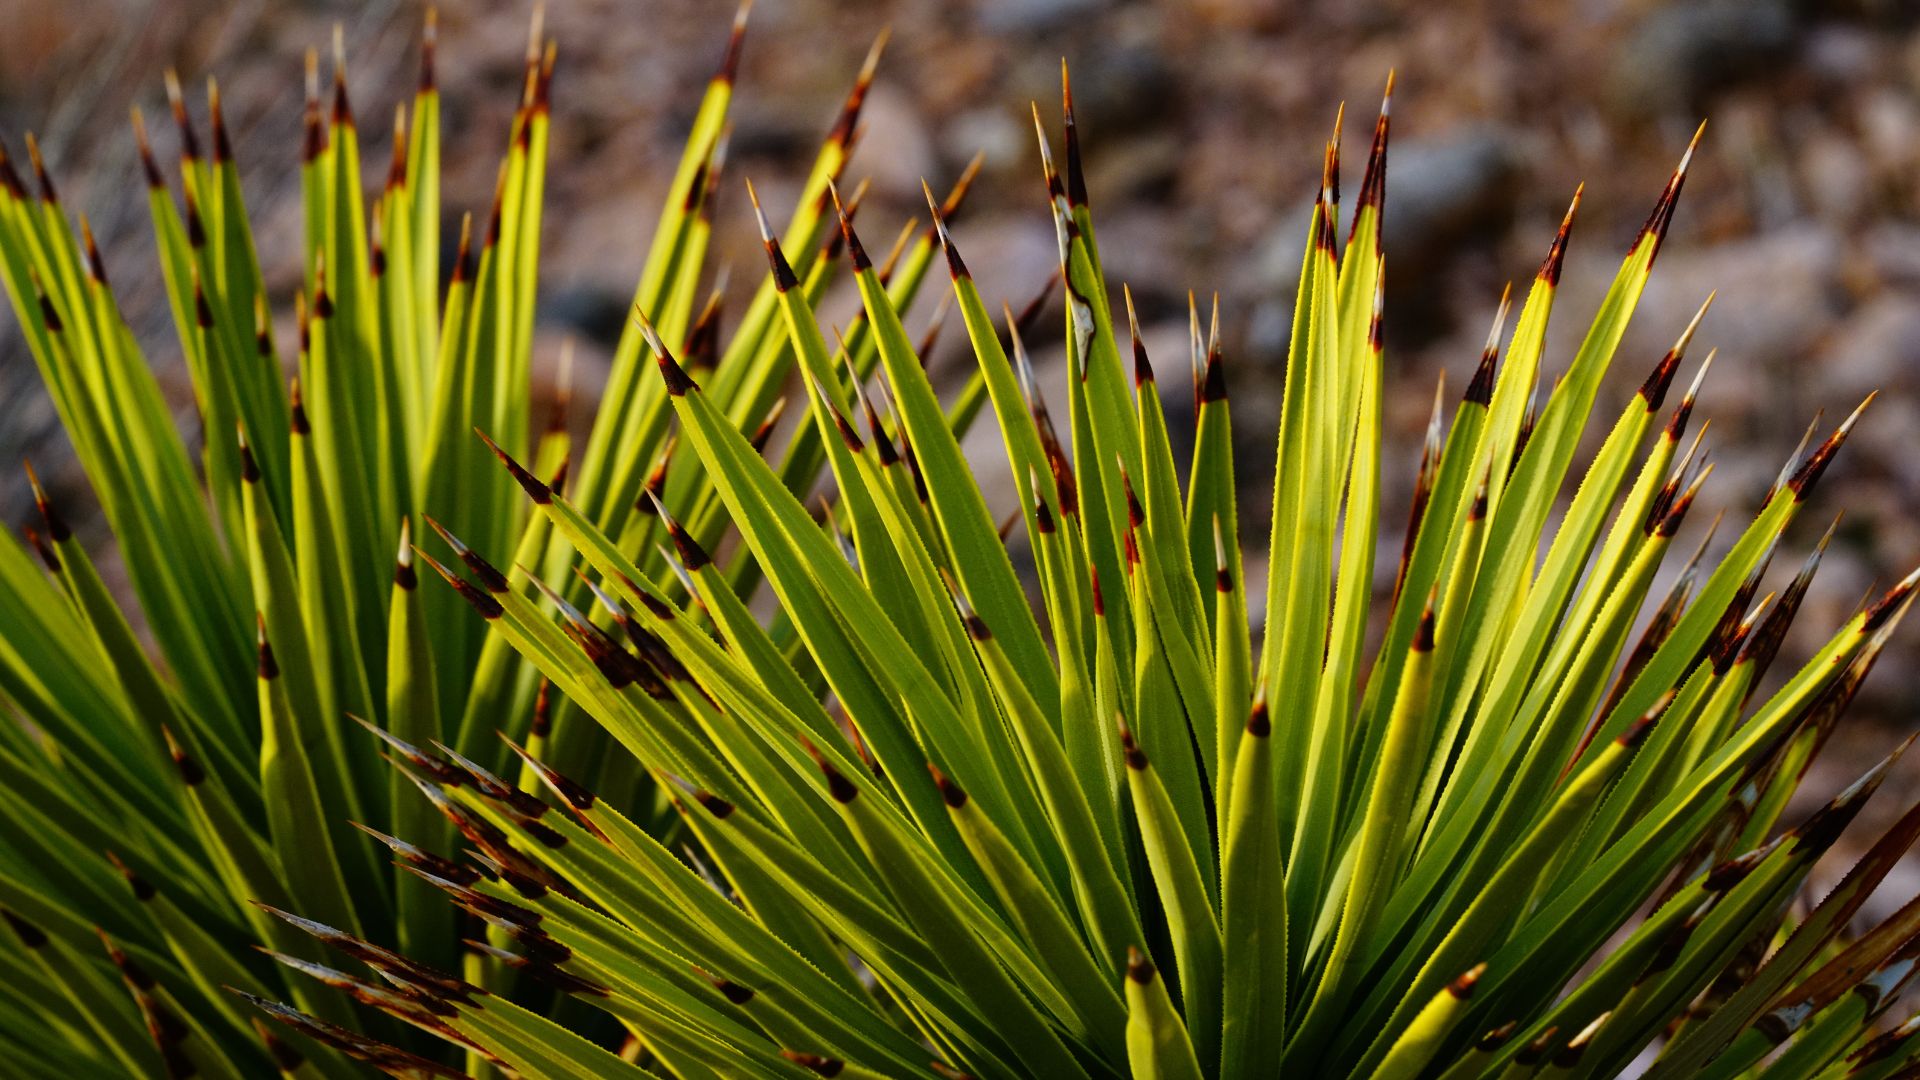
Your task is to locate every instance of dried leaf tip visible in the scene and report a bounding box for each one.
[1635,121,1705,263]
[418,8,438,94]
[1864,564,1920,634]
[1666,348,1714,438]
[255,612,279,680]
[1414,587,1439,652]
[164,68,201,162]
[1126,946,1156,984]
[780,1051,846,1077]
[744,178,799,291]
[329,24,355,127]
[1641,292,1714,410]
[1617,690,1676,749]
[1539,183,1583,285]
[130,107,166,189]
[237,423,260,483]
[1792,735,1912,853]
[635,306,697,396]
[1448,962,1488,998]
[474,428,550,504]
[1351,71,1393,240]
[1061,59,1087,208]
[1464,283,1512,406]
[1213,514,1233,593]
[828,28,888,148]
[922,178,970,280]
[424,516,509,593]
[288,378,310,435]
[1123,285,1153,387]
[798,736,857,803]
[1553,1014,1607,1067]
[645,491,712,572]
[1247,692,1271,737]
[717,0,752,84]
[827,180,870,272]
[391,518,417,589]
[1118,714,1149,770]
[0,137,23,201]
[23,459,69,543]
[928,762,967,808]
[208,77,233,165]
[1789,392,1875,499]
[22,133,56,205]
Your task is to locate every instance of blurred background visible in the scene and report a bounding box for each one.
[3,0,1919,906]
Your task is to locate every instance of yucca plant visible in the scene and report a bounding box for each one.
[3,4,1919,1077]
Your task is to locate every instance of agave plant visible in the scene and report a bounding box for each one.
[3,3,1920,1078]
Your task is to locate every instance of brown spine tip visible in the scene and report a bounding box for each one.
[1464,344,1498,406]
[1476,1022,1519,1053]
[1538,184,1582,285]
[23,527,59,574]
[637,308,699,396]
[416,547,506,620]
[393,519,418,590]
[0,137,25,200]
[1200,340,1229,404]
[1515,1027,1560,1067]
[1089,564,1106,616]
[238,426,260,483]
[165,69,201,162]
[800,737,858,803]
[694,790,734,818]
[256,614,280,679]
[34,283,62,334]
[106,852,157,902]
[417,8,438,93]
[779,1051,846,1077]
[450,213,474,284]
[1616,691,1673,749]
[130,108,166,189]
[23,134,57,205]
[716,0,751,84]
[24,460,70,543]
[184,186,207,248]
[1124,286,1154,388]
[1788,394,1873,500]
[1126,946,1155,984]
[424,516,509,593]
[475,428,551,504]
[1864,570,1920,633]
[929,762,968,808]
[743,178,799,291]
[330,50,355,128]
[1349,74,1392,251]
[1247,696,1271,737]
[289,380,311,435]
[1061,60,1087,208]
[160,727,205,786]
[1414,594,1438,653]
[827,30,886,148]
[208,79,234,166]
[646,492,712,572]
[830,184,870,272]
[922,179,971,280]
[1118,715,1148,771]
[1448,963,1487,998]
[1464,284,1511,407]
[1633,123,1703,264]
[77,218,107,289]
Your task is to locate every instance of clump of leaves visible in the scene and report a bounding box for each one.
[2,5,1918,1078]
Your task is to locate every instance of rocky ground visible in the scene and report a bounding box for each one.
[4,0,1920,917]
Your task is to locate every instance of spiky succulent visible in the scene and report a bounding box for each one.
[2,5,1918,1079]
